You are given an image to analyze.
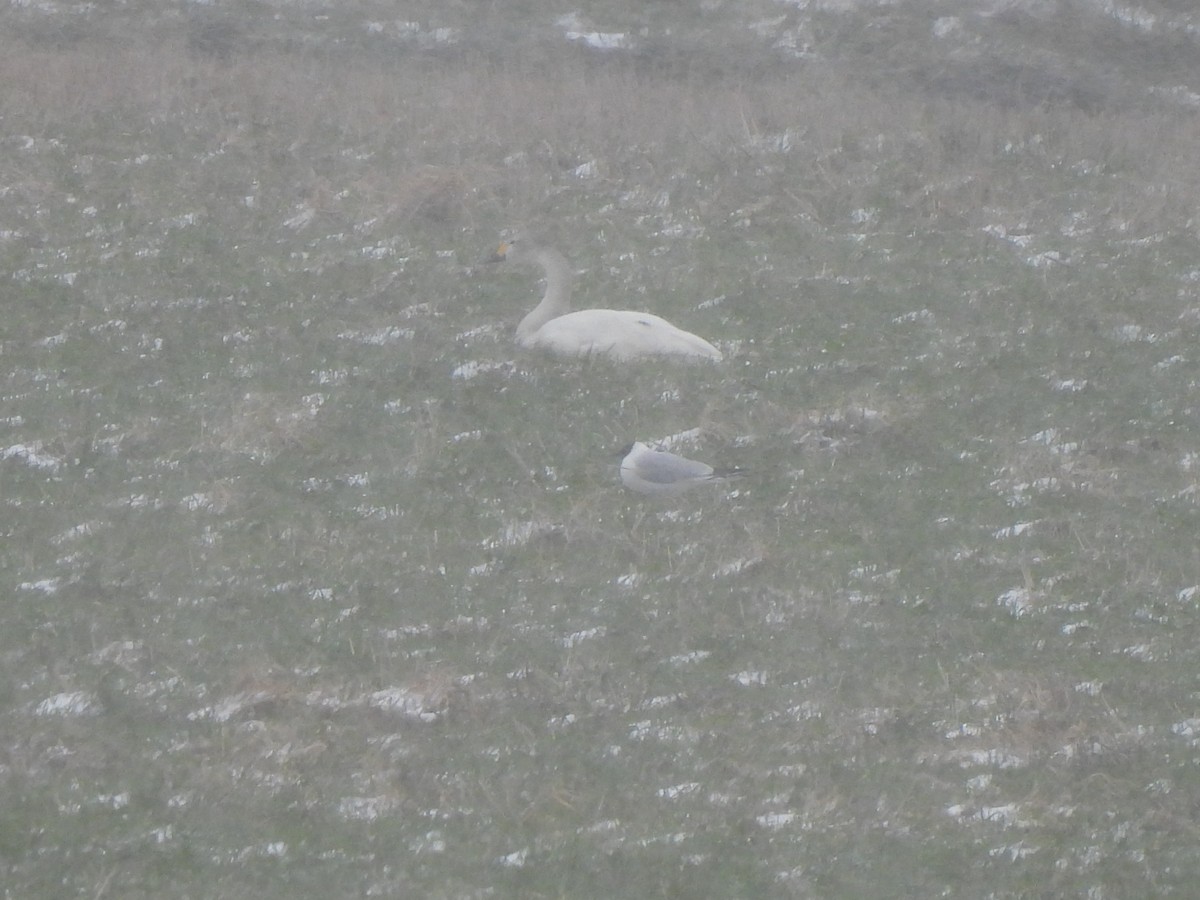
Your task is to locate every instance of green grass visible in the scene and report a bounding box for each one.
[4,1,1200,897]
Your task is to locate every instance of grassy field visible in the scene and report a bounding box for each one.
[3,1,1200,897]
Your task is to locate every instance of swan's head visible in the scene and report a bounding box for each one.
[488,234,539,265]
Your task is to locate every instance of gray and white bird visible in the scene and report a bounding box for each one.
[619,441,745,497]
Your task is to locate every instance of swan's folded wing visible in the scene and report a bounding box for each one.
[536,310,721,361]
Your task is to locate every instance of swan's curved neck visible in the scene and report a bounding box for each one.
[516,247,573,342]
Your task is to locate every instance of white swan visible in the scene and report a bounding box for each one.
[488,237,723,362]
[619,441,745,497]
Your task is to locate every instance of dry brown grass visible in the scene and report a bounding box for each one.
[5,24,1199,244]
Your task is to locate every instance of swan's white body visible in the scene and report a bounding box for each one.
[619,441,745,497]
[490,239,722,362]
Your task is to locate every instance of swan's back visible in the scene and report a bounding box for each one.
[529,309,723,361]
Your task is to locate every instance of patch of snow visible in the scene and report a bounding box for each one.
[756,811,797,829]
[423,27,459,47]
[960,748,1027,772]
[1170,718,1200,740]
[656,428,702,451]
[399,301,436,318]
[314,368,348,385]
[1098,0,1156,31]
[498,847,529,868]
[714,556,763,577]
[165,212,197,229]
[338,326,415,345]
[639,694,683,711]
[749,14,788,39]
[337,796,397,821]
[731,670,768,686]
[451,360,509,381]
[668,650,711,666]
[410,831,447,854]
[3,442,63,472]
[18,577,61,594]
[548,713,576,730]
[1114,323,1145,342]
[787,701,822,720]
[628,720,701,744]
[562,626,605,648]
[1149,85,1200,109]
[564,30,632,50]
[989,842,1038,860]
[893,308,934,325]
[967,773,992,791]
[1026,428,1059,446]
[749,131,796,154]
[657,782,701,800]
[35,691,101,717]
[983,223,1034,248]
[997,587,1034,617]
[993,521,1035,539]
[120,494,165,511]
[93,792,131,810]
[358,243,393,260]
[368,687,443,722]
[1018,427,1054,450]
[1153,355,1185,371]
[932,16,962,38]
[236,842,287,862]
[1024,249,1062,268]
